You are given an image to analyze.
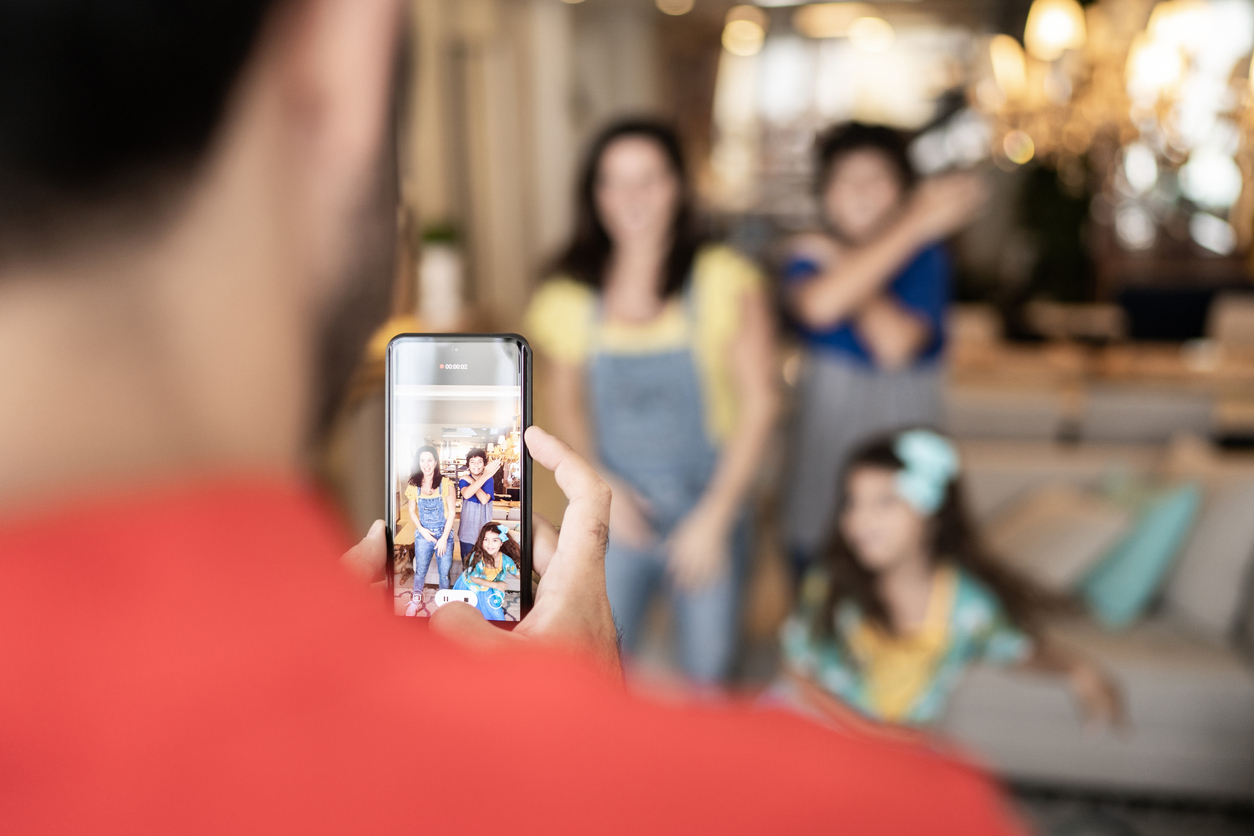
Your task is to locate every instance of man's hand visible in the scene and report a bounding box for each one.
[339,426,620,682]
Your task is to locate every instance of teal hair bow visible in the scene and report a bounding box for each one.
[893,430,959,514]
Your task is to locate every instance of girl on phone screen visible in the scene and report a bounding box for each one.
[454,523,521,621]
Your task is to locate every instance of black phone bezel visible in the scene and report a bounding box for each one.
[383,333,533,626]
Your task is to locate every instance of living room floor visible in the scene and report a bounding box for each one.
[1014,788,1254,836]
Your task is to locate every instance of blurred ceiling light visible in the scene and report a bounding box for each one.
[1115,205,1157,250]
[989,34,1026,100]
[1125,33,1185,105]
[758,36,814,123]
[656,0,695,15]
[1002,129,1035,164]
[1122,143,1158,194]
[723,18,768,56]
[792,3,873,39]
[1189,212,1237,255]
[1180,149,1244,209]
[755,0,800,6]
[1023,0,1086,62]
[848,16,894,53]
[1146,0,1210,56]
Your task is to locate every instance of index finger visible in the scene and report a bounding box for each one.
[524,426,610,563]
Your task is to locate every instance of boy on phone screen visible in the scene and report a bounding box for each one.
[458,448,498,565]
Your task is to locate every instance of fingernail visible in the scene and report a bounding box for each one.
[368,519,384,537]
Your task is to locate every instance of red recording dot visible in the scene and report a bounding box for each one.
[440,364,444,369]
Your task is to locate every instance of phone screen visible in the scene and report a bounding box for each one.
[386,335,531,624]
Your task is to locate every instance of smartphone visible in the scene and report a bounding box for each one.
[385,334,532,626]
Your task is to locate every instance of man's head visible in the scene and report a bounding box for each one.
[0,0,403,499]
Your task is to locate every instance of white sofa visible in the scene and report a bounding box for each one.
[939,441,1254,802]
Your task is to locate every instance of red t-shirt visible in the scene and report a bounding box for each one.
[0,478,1025,834]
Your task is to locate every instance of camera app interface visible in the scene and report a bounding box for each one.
[389,338,524,621]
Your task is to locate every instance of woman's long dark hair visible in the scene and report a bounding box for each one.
[815,433,1053,649]
[468,523,521,572]
[408,445,443,492]
[549,119,703,298]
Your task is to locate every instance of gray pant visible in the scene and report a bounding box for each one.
[783,351,942,562]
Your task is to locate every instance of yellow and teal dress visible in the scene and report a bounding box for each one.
[780,564,1032,725]
[454,555,520,621]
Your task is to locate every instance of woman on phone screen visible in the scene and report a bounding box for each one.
[406,446,455,602]
[524,120,778,684]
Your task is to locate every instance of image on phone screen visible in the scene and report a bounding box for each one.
[386,335,531,623]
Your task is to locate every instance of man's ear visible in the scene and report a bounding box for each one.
[273,0,403,286]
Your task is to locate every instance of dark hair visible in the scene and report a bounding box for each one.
[549,119,703,299]
[815,122,917,198]
[814,432,1052,650]
[468,523,520,573]
[0,1,279,257]
[408,445,443,492]
[465,448,488,467]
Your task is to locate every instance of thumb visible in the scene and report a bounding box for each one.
[430,602,513,652]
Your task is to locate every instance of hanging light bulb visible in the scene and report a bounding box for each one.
[722,6,769,57]
[989,34,1027,100]
[1024,0,1087,62]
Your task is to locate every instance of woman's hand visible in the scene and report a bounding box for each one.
[418,527,437,544]
[604,476,657,550]
[436,534,449,555]
[666,504,731,590]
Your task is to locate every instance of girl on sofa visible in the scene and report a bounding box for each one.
[780,429,1122,729]
[454,523,522,621]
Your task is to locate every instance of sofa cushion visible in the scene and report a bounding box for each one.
[984,484,1132,593]
[940,616,1254,801]
[1162,478,1254,641]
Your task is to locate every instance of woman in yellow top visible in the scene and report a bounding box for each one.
[524,121,778,684]
[405,445,456,607]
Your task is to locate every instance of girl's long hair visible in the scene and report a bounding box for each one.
[815,433,1053,647]
[548,119,703,299]
[408,445,442,492]
[468,523,521,572]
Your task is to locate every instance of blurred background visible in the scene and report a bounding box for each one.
[325,1,1254,831]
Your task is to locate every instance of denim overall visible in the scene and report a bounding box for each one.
[590,289,745,683]
[412,490,451,593]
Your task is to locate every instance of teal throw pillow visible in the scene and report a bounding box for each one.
[1081,482,1201,629]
